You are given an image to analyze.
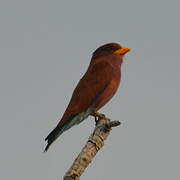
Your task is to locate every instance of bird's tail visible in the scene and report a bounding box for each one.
[44,126,63,152]
[44,109,92,152]
[44,115,78,152]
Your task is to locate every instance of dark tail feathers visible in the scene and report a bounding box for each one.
[44,114,80,152]
[44,127,60,152]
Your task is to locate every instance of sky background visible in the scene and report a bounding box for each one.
[0,0,180,179]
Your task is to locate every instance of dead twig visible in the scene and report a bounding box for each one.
[63,116,121,180]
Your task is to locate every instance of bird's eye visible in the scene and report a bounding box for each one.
[106,47,113,51]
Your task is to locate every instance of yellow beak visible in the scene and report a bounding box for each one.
[114,47,131,55]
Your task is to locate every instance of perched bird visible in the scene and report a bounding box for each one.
[44,43,131,152]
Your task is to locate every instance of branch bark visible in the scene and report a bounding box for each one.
[63,117,121,180]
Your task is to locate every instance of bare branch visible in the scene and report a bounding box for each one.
[63,117,121,180]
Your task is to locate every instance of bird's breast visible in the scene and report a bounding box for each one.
[93,68,121,110]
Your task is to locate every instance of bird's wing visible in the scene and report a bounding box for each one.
[58,60,114,127]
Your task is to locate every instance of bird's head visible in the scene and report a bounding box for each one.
[92,43,131,60]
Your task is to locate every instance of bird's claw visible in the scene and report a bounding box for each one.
[91,111,106,125]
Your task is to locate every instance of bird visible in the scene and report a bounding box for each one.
[44,43,131,152]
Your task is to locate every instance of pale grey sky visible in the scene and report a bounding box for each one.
[0,0,180,179]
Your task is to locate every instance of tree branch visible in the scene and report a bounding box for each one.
[63,117,121,180]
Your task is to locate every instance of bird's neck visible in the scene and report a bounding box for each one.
[90,54,123,69]
[107,54,123,68]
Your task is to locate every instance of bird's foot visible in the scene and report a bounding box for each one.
[90,111,106,125]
